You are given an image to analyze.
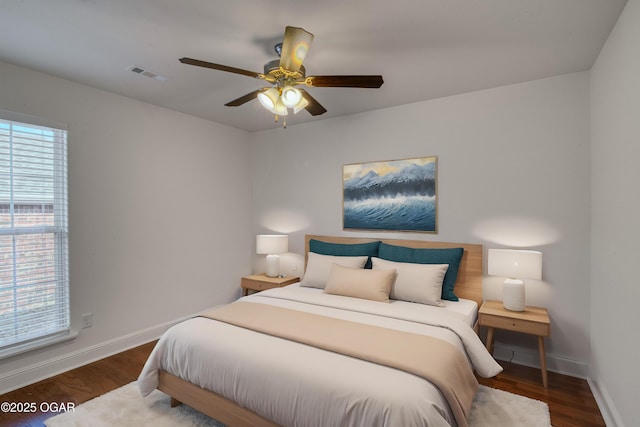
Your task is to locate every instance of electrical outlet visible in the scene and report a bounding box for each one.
[81,313,93,329]
[291,263,297,272]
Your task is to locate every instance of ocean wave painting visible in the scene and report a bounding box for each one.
[343,156,437,232]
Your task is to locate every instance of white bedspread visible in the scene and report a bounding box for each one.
[138,286,502,427]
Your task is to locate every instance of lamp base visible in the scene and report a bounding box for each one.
[503,278,525,311]
[265,254,280,278]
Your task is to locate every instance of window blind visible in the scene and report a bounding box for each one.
[0,115,69,352]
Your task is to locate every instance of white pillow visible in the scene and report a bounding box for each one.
[371,257,448,306]
[323,263,396,302]
[300,252,368,289]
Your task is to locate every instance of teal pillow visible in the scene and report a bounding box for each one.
[309,239,381,269]
[378,243,464,301]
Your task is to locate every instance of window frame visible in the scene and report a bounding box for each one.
[0,110,73,358]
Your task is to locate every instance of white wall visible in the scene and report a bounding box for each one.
[250,72,592,377]
[0,60,253,393]
[590,1,640,425]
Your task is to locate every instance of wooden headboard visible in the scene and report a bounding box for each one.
[305,235,483,307]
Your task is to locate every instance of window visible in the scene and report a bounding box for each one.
[0,113,69,354]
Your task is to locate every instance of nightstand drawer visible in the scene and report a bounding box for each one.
[480,314,550,336]
[241,274,300,296]
[241,279,271,291]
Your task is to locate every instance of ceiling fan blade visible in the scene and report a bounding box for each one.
[179,57,260,78]
[300,89,327,116]
[279,26,314,74]
[305,75,384,88]
[225,89,262,107]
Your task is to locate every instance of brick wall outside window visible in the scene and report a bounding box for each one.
[0,204,57,342]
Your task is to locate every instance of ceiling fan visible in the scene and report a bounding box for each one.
[179,26,384,126]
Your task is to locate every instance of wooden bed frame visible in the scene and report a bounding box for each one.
[157,234,484,427]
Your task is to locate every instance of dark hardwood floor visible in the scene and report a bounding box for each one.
[0,341,605,427]
[477,362,606,427]
[0,341,156,427]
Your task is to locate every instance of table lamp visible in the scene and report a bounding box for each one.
[256,234,289,278]
[488,248,542,311]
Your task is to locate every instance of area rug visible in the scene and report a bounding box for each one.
[45,382,551,427]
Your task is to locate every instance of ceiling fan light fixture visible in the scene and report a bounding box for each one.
[257,87,279,111]
[281,86,302,108]
[292,96,309,114]
[273,98,289,116]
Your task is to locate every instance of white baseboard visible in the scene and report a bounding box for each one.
[492,341,589,378]
[588,377,625,427]
[0,314,193,395]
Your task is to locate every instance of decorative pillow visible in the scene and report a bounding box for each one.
[323,263,396,302]
[309,239,381,269]
[378,243,464,301]
[300,252,368,289]
[371,257,448,306]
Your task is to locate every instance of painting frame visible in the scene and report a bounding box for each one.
[342,156,438,233]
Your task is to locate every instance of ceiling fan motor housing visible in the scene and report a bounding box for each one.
[264,59,305,80]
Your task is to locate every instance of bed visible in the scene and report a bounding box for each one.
[138,235,502,427]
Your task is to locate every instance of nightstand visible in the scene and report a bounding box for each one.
[478,300,551,388]
[241,274,300,296]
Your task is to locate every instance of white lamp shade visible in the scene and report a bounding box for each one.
[488,249,542,280]
[273,98,289,116]
[257,87,279,111]
[292,96,309,114]
[281,86,302,107]
[256,235,288,255]
[257,88,289,116]
[488,249,542,312]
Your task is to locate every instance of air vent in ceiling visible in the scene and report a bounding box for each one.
[128,65,167,81]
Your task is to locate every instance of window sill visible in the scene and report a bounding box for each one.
[0,330,79,361]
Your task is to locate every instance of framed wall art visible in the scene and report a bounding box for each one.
[343,156,437,233]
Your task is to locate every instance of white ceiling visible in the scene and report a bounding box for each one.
[0,0,627,132]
